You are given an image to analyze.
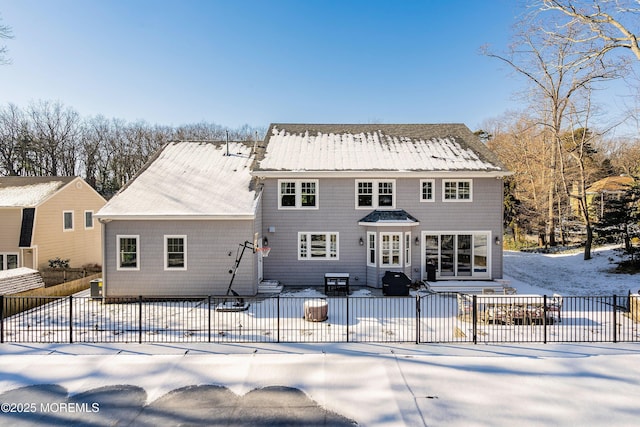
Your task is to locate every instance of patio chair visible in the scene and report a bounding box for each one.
[547,294,563,323]
[482,288,495,295]
[503,287,517,295]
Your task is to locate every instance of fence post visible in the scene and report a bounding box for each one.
[415,294,421,344]
[1,295,4,343]
[613,295,617,343]
[208,296,212,343]
[543,295,547,344]
[346,295,349,343]
[69,295,73,344]
[472,295,477,344]
[138,296,143,344]
[277,295,280,343]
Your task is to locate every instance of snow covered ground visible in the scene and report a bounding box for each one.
[1,245,640,426]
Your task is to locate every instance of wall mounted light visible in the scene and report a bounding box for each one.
[495,236,501,245]
[263,237,269,247]
[359,237,364,246]
[415,237,420,246]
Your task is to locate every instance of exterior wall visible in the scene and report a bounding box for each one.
[0,208,22,254]
[262,176,505,288]
[32,178,106,270]
[102,219,258,297]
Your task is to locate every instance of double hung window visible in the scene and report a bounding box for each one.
[298,232,339,260]
[117,235,139,270]
[279,180,318,209]
[356,180,395,208]
[443,180,472,201]
[165,235,187,270]
[63,211,74,231]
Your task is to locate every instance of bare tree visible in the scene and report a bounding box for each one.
[0,15,12,65]
[485,15,620,254]
[28,101,81,176]
[541,0,640,61]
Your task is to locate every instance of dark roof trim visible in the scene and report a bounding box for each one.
[19,208,35,247]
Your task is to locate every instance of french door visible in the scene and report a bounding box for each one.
[423,233,489,279]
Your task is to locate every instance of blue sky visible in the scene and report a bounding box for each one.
[0,0,551,130]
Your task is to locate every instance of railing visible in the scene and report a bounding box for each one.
[1,293,638,344]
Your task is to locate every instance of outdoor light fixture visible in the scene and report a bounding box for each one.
[415,237,420,246]
[495,237,501,245]
[359,237,364,246]
[263,237,269,247]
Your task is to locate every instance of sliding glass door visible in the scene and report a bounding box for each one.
[423,232,490,279]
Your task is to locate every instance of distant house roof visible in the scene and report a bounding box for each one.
[0,267,45,295]
[0,176,76,207]
[255,123,510,175]
[96,141,260,219]
[587,176,635,194]
[358,209,420,226]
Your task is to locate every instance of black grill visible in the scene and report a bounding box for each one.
[382,271,411,296]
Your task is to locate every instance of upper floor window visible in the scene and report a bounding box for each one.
[117,235,139,270]
[420,179,435,202]
[63,211,74,231]
[443,180,472,202]
[278,180,318,209]
[165,235,187,270]
[298,232,339,260]
[84,211,94,229]
[356,180,395,209]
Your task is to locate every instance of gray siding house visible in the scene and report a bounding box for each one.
[96,141,263,298]
[254,124,511,288]
[96,123,510,297]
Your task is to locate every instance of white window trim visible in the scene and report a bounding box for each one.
[84,210,94,230]
[405,232,412,267]
[63,211,74,231]
[355,179,396,209]
[117,235,140,271]
[278,179,319,210]
[442,179,473,202]
[366,231,376,267]
[298,232,339,260]
[420,179,435,202]
[164,235,187,271]
[0,253,19,270]
[380,232,402,267]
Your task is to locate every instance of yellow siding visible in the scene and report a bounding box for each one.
[0,208,22,253]
[32,178,106,269]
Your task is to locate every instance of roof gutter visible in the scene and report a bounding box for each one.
[96,214,256,222]
[252,170,513,179]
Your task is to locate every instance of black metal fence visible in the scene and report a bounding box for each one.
[1,293,638,344]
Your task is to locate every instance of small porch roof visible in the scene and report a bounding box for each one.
[358,209,420,227]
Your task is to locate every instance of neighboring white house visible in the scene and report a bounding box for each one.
[97,124,511,297]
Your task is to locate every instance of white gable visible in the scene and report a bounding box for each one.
[259,126,503,172]
[97,141,258,219]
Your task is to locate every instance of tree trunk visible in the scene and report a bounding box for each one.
[583,224,592,260]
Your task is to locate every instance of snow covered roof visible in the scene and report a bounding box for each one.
[0,176,76,207]
[587,175,635,193]
[96,141,259,219]
[0,267,45,295]
[256,124,509,175]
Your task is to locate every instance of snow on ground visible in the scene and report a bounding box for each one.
[504,244,637,296]
[1,245,640,426]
